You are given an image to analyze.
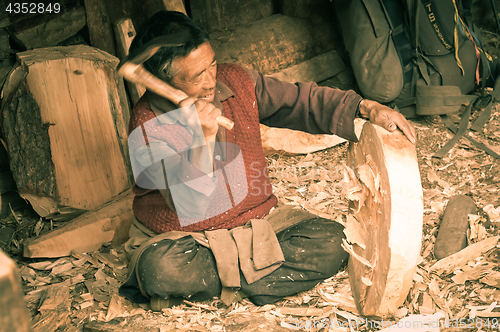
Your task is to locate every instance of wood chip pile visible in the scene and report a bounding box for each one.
[5,101,497,331]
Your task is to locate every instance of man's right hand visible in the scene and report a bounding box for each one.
[179,97,220,141]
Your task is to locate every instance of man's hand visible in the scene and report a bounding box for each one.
[358,99,416,144]
[179,97,221,141]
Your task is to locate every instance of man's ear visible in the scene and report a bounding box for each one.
[165,59,180,83]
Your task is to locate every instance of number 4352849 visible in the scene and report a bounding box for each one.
[6,3,61,14]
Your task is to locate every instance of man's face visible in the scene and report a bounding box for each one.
[169,42,217,103]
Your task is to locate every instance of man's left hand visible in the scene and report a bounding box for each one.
[358,99,416,144]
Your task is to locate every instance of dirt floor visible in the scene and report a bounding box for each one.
[2,27,500,332]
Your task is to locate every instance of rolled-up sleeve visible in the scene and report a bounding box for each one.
[250,69,363,142]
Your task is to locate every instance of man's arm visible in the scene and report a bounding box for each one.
[248,69,362,141]
[247,69,416,144]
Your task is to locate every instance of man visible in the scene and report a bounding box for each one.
[119,10,416,308]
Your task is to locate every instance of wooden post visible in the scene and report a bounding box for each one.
[0,249,32,331]
[114,18,146,105]
[83,0,116,55]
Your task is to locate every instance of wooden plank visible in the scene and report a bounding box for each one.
[113,18,146,105]
[83,0,116,55]
[0,249,32,332]
[431,236,500,275]
[23,189,134,258]
[2,46,131,212]
[260,118,364,156]
[344,122,423,317]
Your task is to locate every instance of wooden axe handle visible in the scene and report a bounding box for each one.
[118,62,234,130]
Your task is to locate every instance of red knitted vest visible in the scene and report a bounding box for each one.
[129,63,278,233]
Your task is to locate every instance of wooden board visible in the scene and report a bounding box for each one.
[24,189,134,258]
[343,122,423,317]
[2,45,132,212]
[83,0,116,55]
[260,118,364,156]
[0,249,32,331]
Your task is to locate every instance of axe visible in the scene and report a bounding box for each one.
[116,32,234,130]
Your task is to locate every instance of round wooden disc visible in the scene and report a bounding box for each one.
[346,122,423,318]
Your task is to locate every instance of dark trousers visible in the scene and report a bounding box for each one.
[120,217,348,306]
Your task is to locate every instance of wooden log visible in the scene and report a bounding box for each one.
[190,0,274,33]
[83,0,116,55]
[268,50,346,84]
[2,46,132,212]
[209,14,338,75]
[0,249,32,332]
[23,189,134,258]
[12,5,86,49]
[113,18,146,105]
[344,122,423,317]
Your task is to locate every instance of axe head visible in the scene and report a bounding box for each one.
[117,31,190,70]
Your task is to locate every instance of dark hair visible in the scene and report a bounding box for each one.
[130,11,210,82]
